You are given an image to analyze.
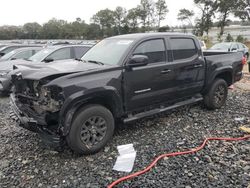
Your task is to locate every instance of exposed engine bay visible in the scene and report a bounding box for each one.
[11,74,64,126]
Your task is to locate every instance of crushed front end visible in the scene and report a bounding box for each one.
[10,73,65,149]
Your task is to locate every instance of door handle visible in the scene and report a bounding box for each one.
[161,69,171,74]
[193,64,203,68]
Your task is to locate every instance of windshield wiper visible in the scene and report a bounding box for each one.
[87,60,104,65]
[75,58,83,61]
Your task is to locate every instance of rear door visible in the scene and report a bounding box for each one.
[168,37,205,98]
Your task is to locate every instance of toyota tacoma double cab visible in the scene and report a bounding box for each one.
[10,33,244,154]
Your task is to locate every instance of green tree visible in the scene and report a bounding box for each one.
[86,23,102,39]
[70,18,88,39]
[194,0,218,36]
[235,34,247,43]
[0,26,22,40]
[155,0,168,28]
[137,0,155,32]
[113,6,127,35]
[177,9,194,26]
[41,18,67,39]
[23,22,42,39]
[234,0,250,21]
[158,25,170,32]
[126,8,140,33]
[217,0,238,37]
[92,9,115,37]
[225,33,234,42]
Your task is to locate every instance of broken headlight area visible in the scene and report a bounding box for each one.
[33,85,64,113]
[13,79,64,115]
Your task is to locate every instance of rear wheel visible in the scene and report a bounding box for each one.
[204,79,228,110]
[66,104,114,155]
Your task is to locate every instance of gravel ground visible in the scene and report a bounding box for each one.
[0,84,250,187]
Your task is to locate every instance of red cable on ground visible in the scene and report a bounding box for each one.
[108,135,250,188]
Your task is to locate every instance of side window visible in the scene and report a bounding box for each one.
[74,47,90,59]
[170,38,198,61]
[32,49,41,55]
[46,47,71,61]
[231,44,238,50]
[14,50,33,59]
[133,39,166,64]
[2,46,19,54]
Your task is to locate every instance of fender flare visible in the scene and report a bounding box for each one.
[203,67,233,94]
[59,87,123,136]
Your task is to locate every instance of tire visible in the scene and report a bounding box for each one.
[66,104,114,155]
[204,79,228,110]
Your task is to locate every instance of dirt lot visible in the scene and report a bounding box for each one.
[0,76,250,188]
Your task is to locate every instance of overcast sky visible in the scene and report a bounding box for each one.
[0,0,200,26]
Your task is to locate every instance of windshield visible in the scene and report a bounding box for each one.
[210,43,231,50]
[81,39,134,65]
[0,50,16,61]
[28,48,54,62]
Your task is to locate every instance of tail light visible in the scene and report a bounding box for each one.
[242,56,247,65]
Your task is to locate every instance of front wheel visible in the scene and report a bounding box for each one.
[204,79,228,110]
[66,104,115,155]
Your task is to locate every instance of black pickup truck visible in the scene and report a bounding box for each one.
[10,33,244,154]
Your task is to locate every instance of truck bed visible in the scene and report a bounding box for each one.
[203,50,243,87]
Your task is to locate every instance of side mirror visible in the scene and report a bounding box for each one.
[44,58,54,63]
[0,52,5,57]
[231,48,237,52]
[127,55,149,67]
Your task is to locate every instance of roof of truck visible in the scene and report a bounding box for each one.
[109,32,195,40]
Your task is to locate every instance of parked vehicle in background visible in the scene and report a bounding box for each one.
[0,44,8,49]
[200,40,207,51]
[210,42,249,59]
[0,44,41,57]
[28,44,92,63]
[0,45,92,94]
[9,33,244,155]
[0,47,42,62]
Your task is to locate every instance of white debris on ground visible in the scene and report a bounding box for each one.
[113,144,136,172]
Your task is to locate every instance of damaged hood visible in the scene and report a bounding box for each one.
[13,59,108,80]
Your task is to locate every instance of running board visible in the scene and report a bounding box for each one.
[123,95,203,123]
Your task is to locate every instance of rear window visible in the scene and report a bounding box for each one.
[170,38,198,61]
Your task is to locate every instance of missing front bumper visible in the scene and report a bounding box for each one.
[10,94,64,149]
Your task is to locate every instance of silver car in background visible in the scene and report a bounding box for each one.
[210,42,249,59]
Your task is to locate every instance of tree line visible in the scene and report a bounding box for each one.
[0,0,249,40]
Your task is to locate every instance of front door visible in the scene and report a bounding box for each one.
[123,38,175,112]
